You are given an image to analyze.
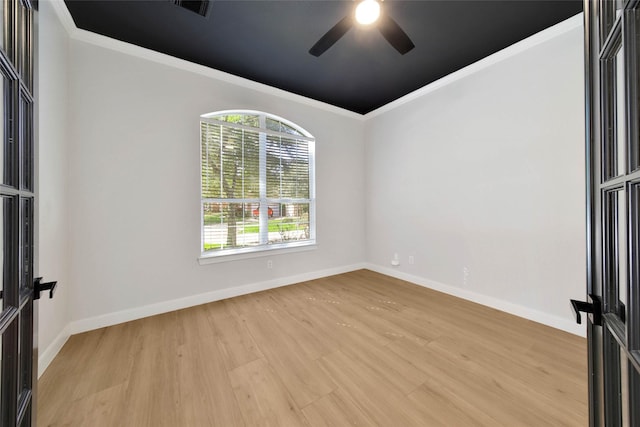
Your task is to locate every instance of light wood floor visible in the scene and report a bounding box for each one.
[37,270,588,426]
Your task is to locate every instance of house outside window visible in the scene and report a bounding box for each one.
[200,110,316,258]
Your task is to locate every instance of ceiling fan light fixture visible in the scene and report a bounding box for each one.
[355,0,380,25]
[310,0,413,57]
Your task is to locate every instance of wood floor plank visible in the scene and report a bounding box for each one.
[428,336,581,426]
[38,270,588,427]
[51,383,128,427]
[339,332,429,394]
[36,332,105,425]
[68,322,137,401]
[240,309,336,408]
[115,312,182,427]
[269,283,390,354]
[317,349,439,426]
[407,382,491,427]
[228,358,310,427]
[386,336,525,426]
[205,300,264,371]
[433,331,587,412]
[301,388,379,427]
[387,335,588,426]
[297,295,392,348]
[247,292,337,361]
[175,305,247,426]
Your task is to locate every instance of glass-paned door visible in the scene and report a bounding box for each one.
[0,1,36,426]
[580,0,640,425]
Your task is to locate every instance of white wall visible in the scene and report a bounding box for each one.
[36,0,71,373]
[36,6,587,374]
[66,40,366,329]
[364,23,586,334]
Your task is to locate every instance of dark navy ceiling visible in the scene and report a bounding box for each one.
[64,1,583,115]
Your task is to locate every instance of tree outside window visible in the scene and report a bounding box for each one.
[200,111,315,256]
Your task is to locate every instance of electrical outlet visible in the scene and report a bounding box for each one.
[391,253,400,266]
[408,255,414,265]
[267,260,273,269]
[463,266,469,286]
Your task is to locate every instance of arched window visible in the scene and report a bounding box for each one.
[200,110,315,257]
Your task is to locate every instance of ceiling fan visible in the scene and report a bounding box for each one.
[309,0,415,57]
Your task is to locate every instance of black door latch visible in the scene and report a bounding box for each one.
[34,277,57,300]
[570,294,602,326]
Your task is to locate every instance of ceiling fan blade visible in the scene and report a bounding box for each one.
[309,15,354,57]
[378,14,415,55]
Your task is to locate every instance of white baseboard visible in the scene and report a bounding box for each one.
[68,262,367,335]
[38,324,72,378]
[365,263,586,337]
[38,260,583,376]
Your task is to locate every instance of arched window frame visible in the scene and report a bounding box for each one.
[199,110,316,261]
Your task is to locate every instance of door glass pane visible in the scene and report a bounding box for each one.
[18,198,30,301]
[15,0,22,76]
[19,94,31,191]
[604,329,624,425]
[634,10,640,172]
[603,41,626,181]
[0,0,12,56]
[16,2,31,91]
[0,321,17,426]
[632,181,640,351]
[0,333,3,406]
[1,196,11,310]
[593,325,606,425]
[1,69,12,187]
[24,4,31,91]
[618,188,628,324]
[0,196,3,307]
[0,71,3,187]
[0,0,5,53]
[616,46,627,176]
[0,332,3,426]
[17,302,31,407]
[16,312,20,398]
[604,189,626,322]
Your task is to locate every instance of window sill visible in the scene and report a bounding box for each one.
[198,241,317,265]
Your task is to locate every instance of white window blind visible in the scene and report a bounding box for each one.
[200,111,315,256]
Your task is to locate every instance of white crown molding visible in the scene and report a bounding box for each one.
[46,0,77,36]
[363,12,584,119]
[45,0,363,121]
[46,1,582,122]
